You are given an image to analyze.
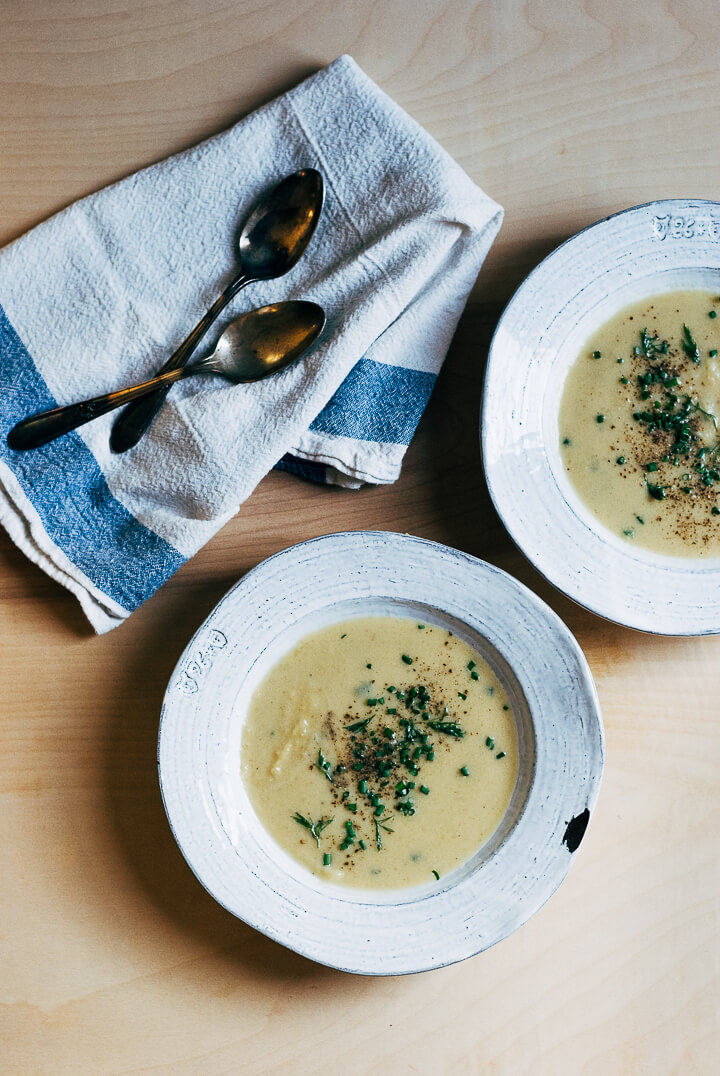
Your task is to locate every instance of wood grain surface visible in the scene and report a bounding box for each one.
[1,2,718,1073]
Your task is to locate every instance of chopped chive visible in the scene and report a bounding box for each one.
[562,437,571,445]
[485,737,495,749]
[323,853,332,866]
[460,766,470,776]
[710,349,718,358]
[467,660,476,671]
[359,780,368,794]
[619,376,629,384]
[426,719,464,738]
[616,456,626,465]
[401,654,413,665]
[346,715,374,732]
[366,663,372,669]
[681,323,701,363]
[596,414,605,423]
[419,785,430,795]
[432,869,440,880]
[458,691,467,700]
[470,671,479,681]
[503,704,509,711]
[592,350,602,358]
[709,310,718,318]
[712,507,720,516]
[496,751,506,759]
[417,623,425,629]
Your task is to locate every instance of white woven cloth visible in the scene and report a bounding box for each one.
[0,55,502,632]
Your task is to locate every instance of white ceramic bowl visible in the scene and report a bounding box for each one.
[482,199,720,635]
[158,531,603,975]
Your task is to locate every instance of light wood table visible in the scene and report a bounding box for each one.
[1,3,719,1073]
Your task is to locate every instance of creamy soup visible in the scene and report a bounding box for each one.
[560,289,720,556]
[241,616,518,889]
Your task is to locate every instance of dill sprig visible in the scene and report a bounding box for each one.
[374,814,394,851]
[690,400,719,431]
[292,812,334,847]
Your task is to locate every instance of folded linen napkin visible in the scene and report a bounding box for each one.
[0,55,502,633]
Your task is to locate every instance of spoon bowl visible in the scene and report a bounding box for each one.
[7,301,325,452]
[238,169,325,280]
[210,301,326,382]
[110,168,325,453]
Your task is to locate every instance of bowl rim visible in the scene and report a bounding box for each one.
[157,530,604,974]
[482,197,720,635]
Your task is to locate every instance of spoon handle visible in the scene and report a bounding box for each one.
[109,273,251,453]
[7,364,197,452]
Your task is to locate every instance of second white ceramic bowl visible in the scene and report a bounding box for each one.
[483,199,720,634]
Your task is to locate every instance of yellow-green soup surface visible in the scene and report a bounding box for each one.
[560,289,720,556]
[241,616,518,889]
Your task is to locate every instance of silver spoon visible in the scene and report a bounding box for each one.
[7,301,325,452]
[110,167,324,454]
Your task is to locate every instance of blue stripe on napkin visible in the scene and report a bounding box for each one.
[0,305,185,611]
[275,454,328,483]
[309,357,436,444]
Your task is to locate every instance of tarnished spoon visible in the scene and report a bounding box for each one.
[7,301,325,452]
[110,167,324,454]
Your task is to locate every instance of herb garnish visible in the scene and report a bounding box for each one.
[292,812,334,847]
[374,815,394,851]
[316,749,334,782]
[640,328,669,358]
[680,323,701,363]
[425,719,465,738]
[345,715,374,733]
[291,635,514,873]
